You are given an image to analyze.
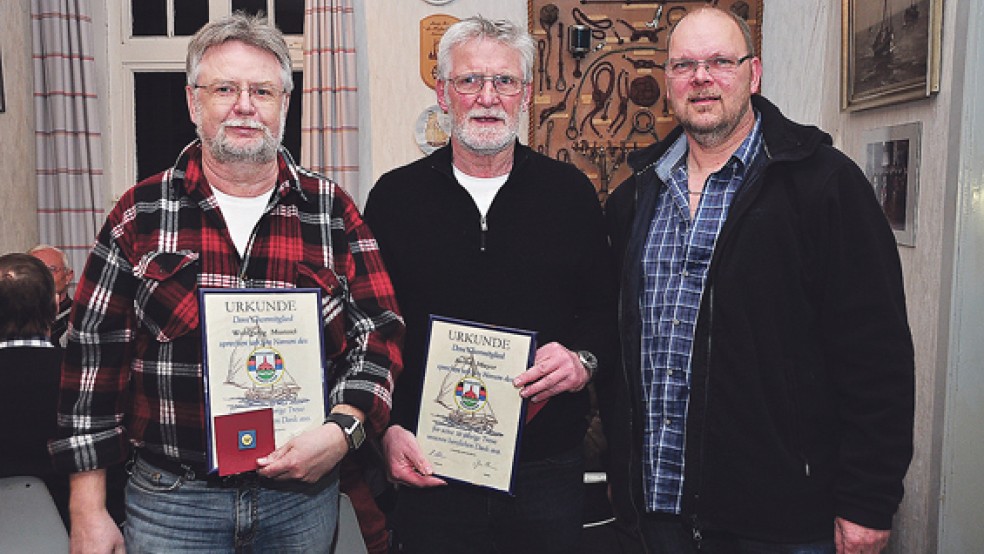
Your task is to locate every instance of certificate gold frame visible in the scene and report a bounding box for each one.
[861,122,920,247]
[841,0,942,112]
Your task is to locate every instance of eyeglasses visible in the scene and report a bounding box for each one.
[45,265,67,274]
[448,74,525,96]
[192,81,286,106]
[664,55,753,80]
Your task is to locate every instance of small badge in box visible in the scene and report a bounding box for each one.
[213,408,275,476]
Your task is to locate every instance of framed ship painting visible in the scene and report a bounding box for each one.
[841,0,942,111]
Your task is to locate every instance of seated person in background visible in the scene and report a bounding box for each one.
[0,253,126,530]
[28,245,74,347]
[0,253,69,527]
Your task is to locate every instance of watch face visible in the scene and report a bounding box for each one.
[578,351,599,370]
[349,421,367,449]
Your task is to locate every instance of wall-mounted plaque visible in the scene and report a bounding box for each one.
[420,14,460,89]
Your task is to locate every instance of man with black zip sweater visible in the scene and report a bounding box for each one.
[364,16,617,554]
[600,7,914,554]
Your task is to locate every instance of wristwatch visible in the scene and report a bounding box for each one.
[325,413,366,451]
[576,350,599,380]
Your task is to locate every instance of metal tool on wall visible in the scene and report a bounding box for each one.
[528,0,764,204]
[568,24,592,79]
[539,4,559,90]
[555,22,568,91]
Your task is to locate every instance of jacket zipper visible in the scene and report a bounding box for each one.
[616,173,647,530]
[690,285,713,550]
[480,215,488,252]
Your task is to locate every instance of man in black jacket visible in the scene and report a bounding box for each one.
[364,15,617,554]
[601,7,914,554]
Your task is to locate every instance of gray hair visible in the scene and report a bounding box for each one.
[186,12,293,93]
[28,244,69,267]
[667,6,757,57]
[437,16,536,82]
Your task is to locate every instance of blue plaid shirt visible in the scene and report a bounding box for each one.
[640,113,764,513]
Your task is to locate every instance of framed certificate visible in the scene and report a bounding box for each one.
[199,288,328,475]
[416,316,537,493]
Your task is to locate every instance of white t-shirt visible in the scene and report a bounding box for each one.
[210,186,271,256]
[453,166,509,218]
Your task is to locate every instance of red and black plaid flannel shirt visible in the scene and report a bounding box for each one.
[50,142,404,472]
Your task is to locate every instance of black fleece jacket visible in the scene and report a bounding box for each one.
[599,95,914,542]
[365,142,618,462]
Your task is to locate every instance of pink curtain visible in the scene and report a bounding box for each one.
[31,0,105,279]
[301,0,361,200]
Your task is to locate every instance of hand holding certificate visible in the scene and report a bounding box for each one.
[199,289,328,476]
[415,316,537,493]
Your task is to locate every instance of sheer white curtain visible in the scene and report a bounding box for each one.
[301,0,361,200]
[31,0,105,278]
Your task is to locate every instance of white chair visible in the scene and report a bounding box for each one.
[0,475,70,553]
[331,492,368,554]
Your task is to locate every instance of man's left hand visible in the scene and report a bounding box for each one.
[256,422,348,483]
[835,517,890,554]
[513,342,590,403]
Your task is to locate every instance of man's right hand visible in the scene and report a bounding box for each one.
[69,470,125,554]
[381,425,447,488]
[71,508,124,554]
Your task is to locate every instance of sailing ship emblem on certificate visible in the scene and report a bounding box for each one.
[199,288,327,474]
[416,316,537,493]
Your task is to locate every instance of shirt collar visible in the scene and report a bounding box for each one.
[654,109,764,182]
[0,337,54,349]
[171,140,311,204]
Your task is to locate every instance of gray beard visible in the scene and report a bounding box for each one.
[681,101,751,149]
[453,125,515,156]
[194,100,286,164]
[201,123,281,164]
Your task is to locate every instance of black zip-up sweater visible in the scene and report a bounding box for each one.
[599,95,915,542]
[365,142,618,462]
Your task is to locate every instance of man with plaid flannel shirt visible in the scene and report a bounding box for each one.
[49,13,403,553]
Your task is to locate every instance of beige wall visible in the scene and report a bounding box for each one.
[0,0,38,253]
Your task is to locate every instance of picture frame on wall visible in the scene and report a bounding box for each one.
[841,0,942,112]
[861,122,921,247]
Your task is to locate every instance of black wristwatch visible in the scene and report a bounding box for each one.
[325,413,366,451]
[576,350,599,381]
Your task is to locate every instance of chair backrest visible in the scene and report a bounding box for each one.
[0,475,70,552]
[332,492,368,554]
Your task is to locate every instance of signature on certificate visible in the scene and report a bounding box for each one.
[472,459,497,471]
[428,449,446,460]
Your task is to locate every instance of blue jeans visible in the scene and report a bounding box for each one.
[639,512,835,554]
[124,456,339,553]
[395,446,585,554]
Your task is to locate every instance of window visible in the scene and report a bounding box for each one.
[131,0,302,37]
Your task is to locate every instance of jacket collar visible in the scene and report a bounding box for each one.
[428,139,533,179]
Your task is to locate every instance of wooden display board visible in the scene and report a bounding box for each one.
[528,0,762,203]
